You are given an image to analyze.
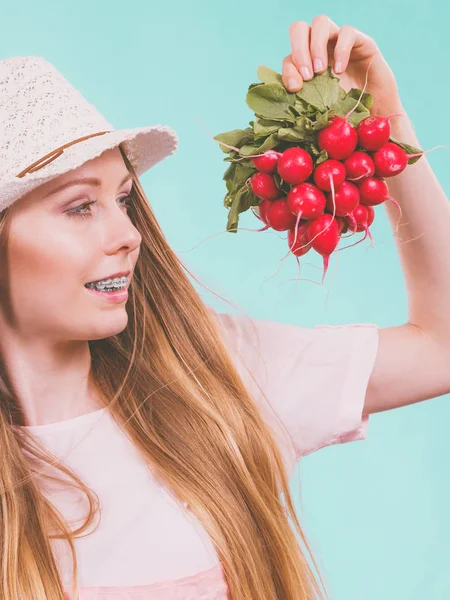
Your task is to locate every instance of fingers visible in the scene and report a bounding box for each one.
[282,54,303,93]
[309,15,338,74]
[284,15,358,92]
[333,25,357,74]
[289,21,313,81]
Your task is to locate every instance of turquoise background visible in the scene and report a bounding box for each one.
[3,1,450,597]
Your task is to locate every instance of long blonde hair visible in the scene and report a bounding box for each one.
[0,146,326,599]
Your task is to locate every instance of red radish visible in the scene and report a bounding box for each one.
[250,172,280,200]
[366,205,375,228]
[348,205,375,233]
[254,199,271,225]
[266,197,297,231]
[288,222,311,256]
[344,152,375,181]
[326,181,360,217]
[347,205,375,244]
[318,116,358,160]
[307,214,340,280]
[251,150,282,174]
[287,183,326,220]
[372,142,408,178]
[287,183,327,241]
[313,160,346,192]
[336,216,348,234]
[358,176,402,231]
[357,115,393,151]
[358,177,389,206]
[277,147,314,184]
[335,217,348,234]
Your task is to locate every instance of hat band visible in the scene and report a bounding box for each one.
[15,130,113,179]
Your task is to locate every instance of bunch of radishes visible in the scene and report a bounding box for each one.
[250,113,420,278]
[214,65,424,282]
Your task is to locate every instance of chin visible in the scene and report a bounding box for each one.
[85,313,129,341]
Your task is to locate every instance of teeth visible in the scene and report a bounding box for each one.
[97,276,128,285]
[86,276,129,291]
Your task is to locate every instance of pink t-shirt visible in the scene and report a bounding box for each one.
[18,313,379,599]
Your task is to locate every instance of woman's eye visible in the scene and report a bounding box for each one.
[66,200,97,219]
[119,194,134,211]
[66,195,133,219]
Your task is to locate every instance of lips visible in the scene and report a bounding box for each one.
[86,271,131,285]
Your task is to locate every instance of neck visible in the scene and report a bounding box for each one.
[0,333,104,426]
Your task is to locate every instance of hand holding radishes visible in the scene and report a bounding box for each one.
[283,16,399,115]
[214,17,424,282]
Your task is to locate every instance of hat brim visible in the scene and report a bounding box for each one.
[0,124,178,212]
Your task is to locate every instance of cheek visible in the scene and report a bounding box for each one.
[7,228,92,296]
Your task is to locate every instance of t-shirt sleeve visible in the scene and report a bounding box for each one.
[214,312,379,474]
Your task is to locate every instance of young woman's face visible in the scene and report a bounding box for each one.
[0,147,142,342]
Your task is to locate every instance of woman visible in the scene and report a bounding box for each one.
[0,14,448,600]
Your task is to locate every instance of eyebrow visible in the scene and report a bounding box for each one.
[44,172,133,198]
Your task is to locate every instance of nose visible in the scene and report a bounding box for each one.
[102,204,142,256]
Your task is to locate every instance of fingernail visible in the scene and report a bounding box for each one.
[300,67,312,80]
[314,58,324,72]
[287,77,299,91]
[334,61,343,74]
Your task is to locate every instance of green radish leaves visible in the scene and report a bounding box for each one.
[256,65,283,85]
[315,150,329,166]
[390,137,424,165]
[226,185,258,233]
[223,161,255,189]
[246,84,295,122]
[296,69,341,111]
[222,160,259,233]
[240,133,280,156]
[215,64,424,232]
[331,88,373,126]
[253,118,281,138]
[214,129,254,154]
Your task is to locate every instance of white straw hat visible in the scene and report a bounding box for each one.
[0,56,179,212]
